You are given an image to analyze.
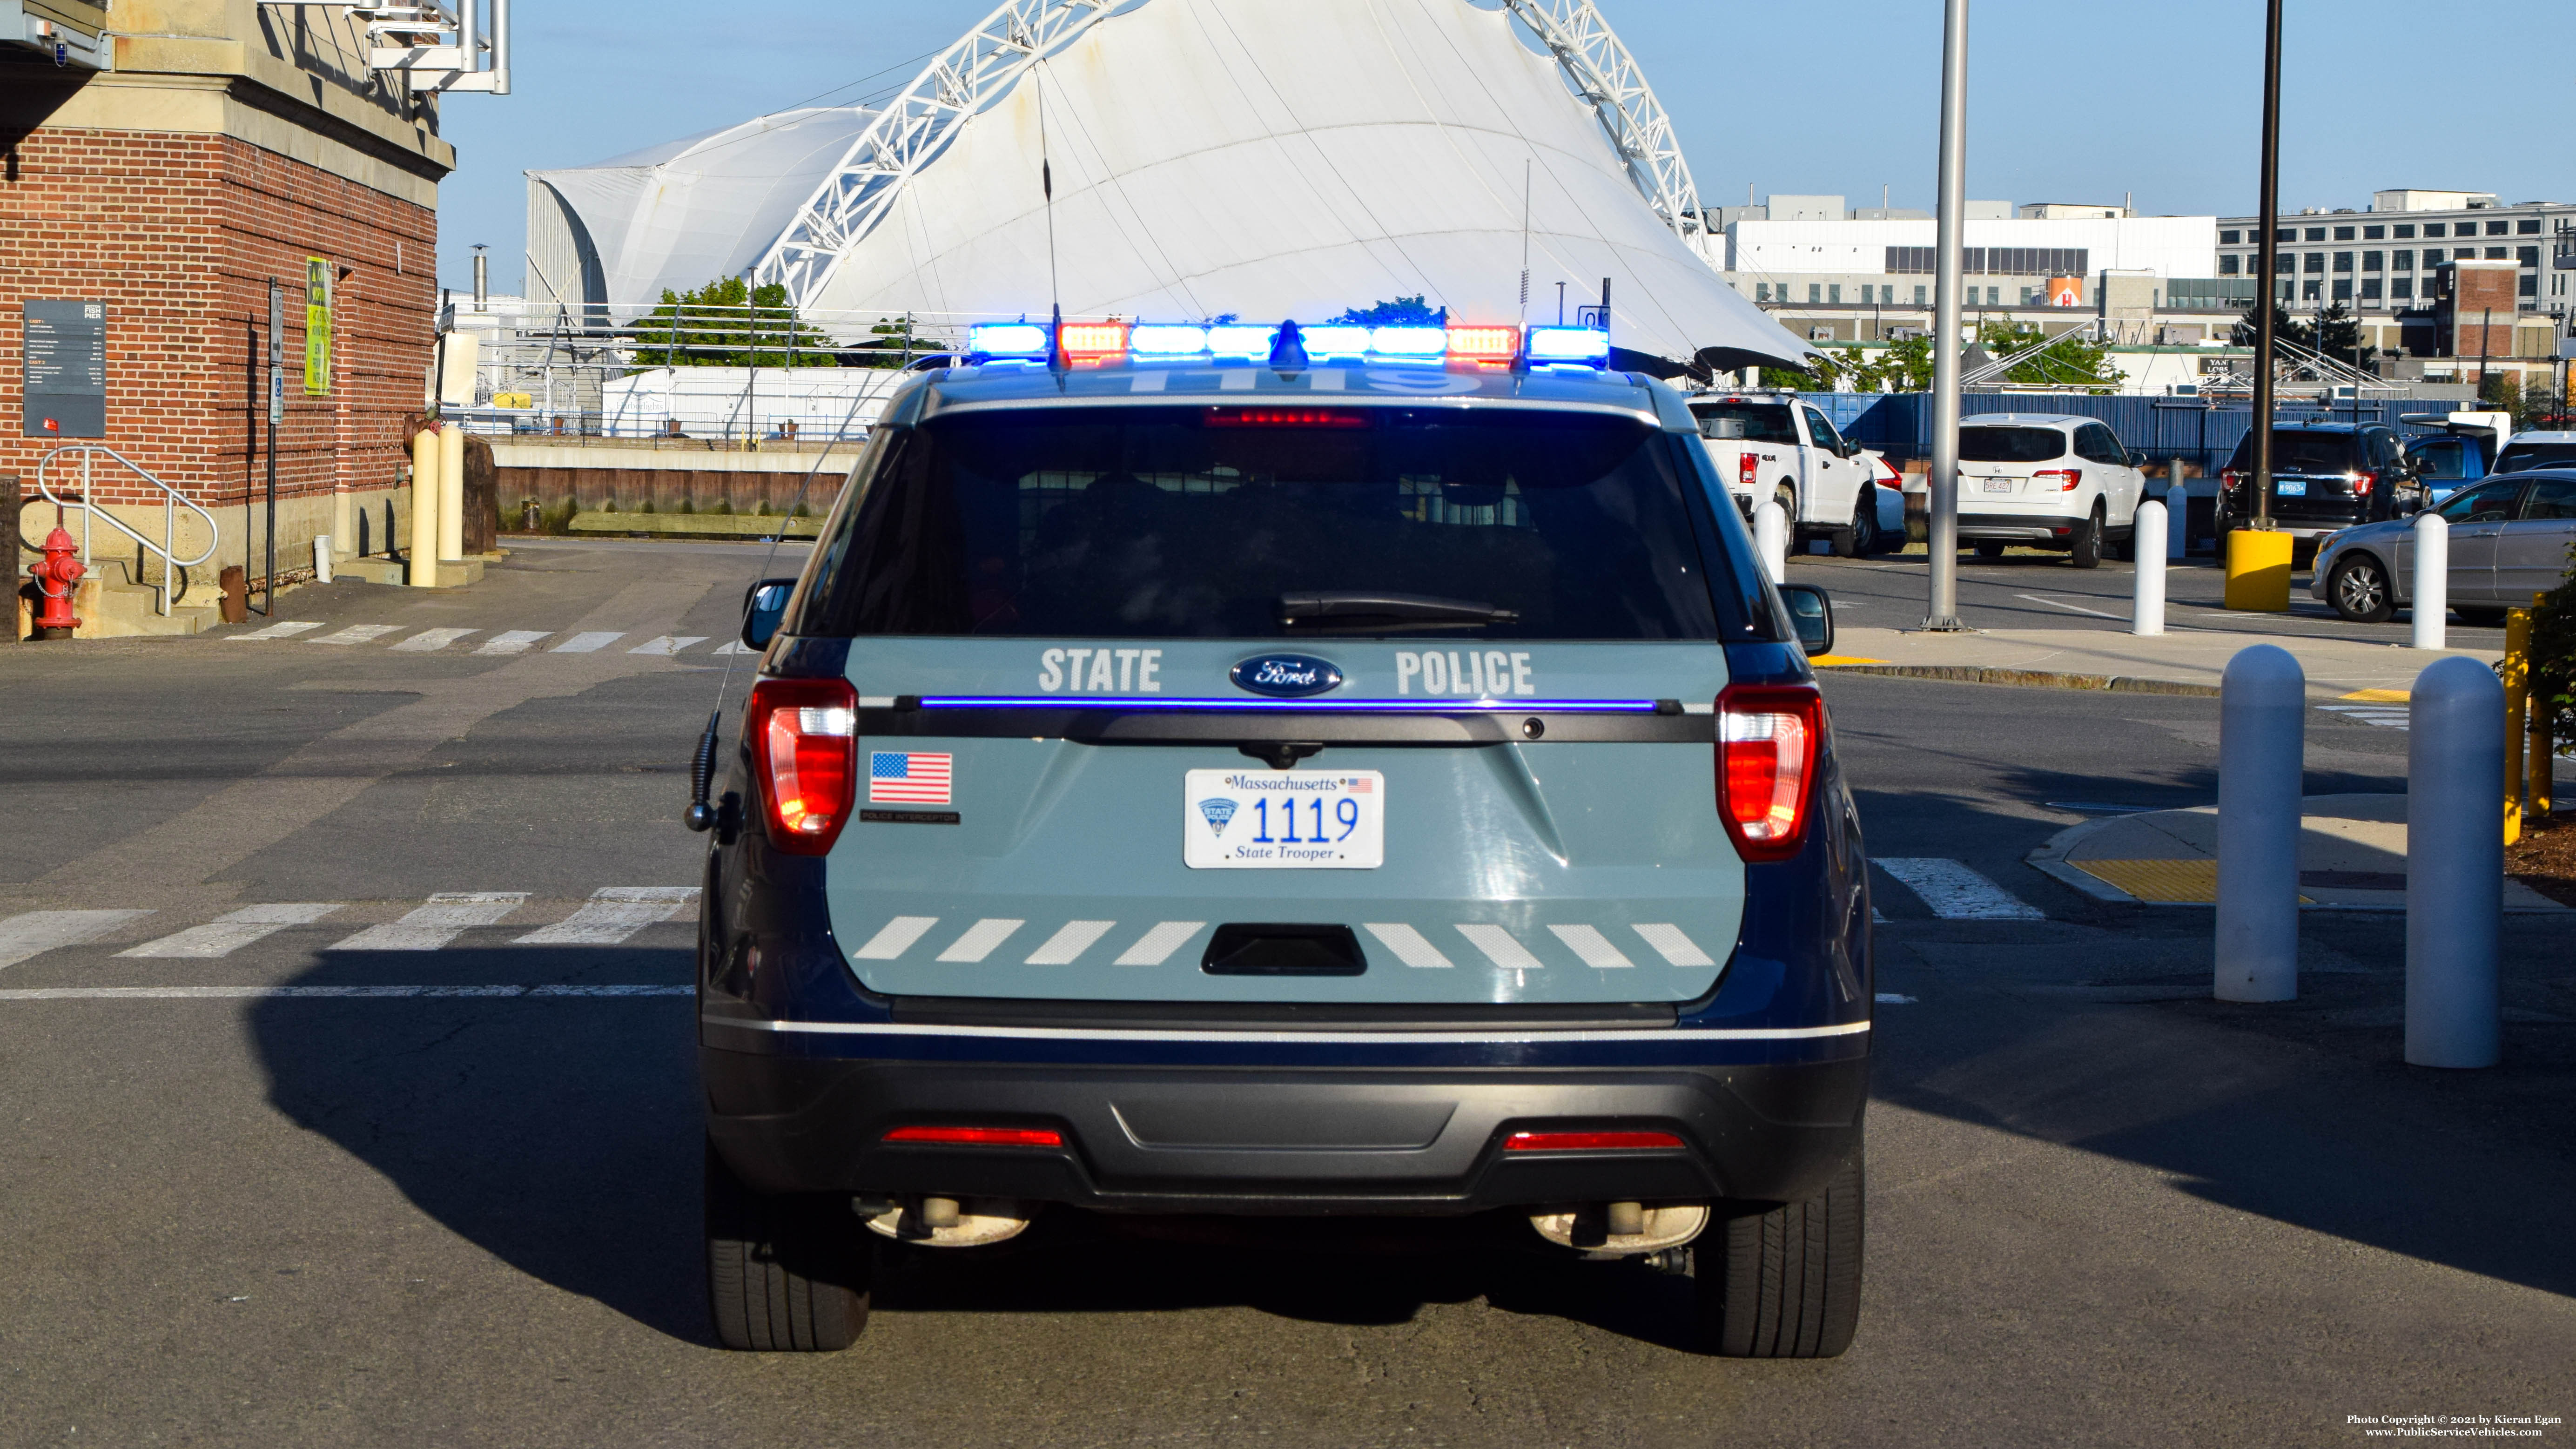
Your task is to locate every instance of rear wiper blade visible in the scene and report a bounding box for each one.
[1278,591,1520,631]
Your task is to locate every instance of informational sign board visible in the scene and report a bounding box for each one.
[21,299,107,438]
[268,281,284,427]
[2047,276,2086,307]
[303,257,332,396]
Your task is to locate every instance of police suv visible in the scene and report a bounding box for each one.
[695,317,1871,1358]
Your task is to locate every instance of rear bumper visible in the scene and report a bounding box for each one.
[1956,511,2085,543]
[703,1050,1869,1213]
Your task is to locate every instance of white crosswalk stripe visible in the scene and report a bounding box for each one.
[2319,703,2411,730]
[512,887,699,945]
[1024,920,1116,965]
[710,640,759,655]
[550,632,625,654]
[476,630,552,655]
[1363,923,1453,969]
[1114,921,1206,966]
[1873,858,2046,920]
[121,903,340,958]
[308,624,402,646]
[330,892,529,951]
[936,918,1025,963]
[229,620,323,640]
[390,627,477,652]
[0,910,154,969]
[628,636,707,656]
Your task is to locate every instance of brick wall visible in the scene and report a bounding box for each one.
[1,124,436,562]
[2444,264,2521,360]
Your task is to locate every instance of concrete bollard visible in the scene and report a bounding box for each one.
[2216,644,2305,1002]
[2165,469,2186,560]
[2407,655,2504,1068]
[1753,500,1788,586]
[437,424,467,563]
[2132,499,2167,637]
[408,427,440,588]
[2411,510,2448,650]
[312,535,333,585]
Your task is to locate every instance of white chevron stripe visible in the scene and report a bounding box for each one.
[853,916,938,960]
[1362,923,1453,969]
[1024,920,1116,965]
[1455,924,1543,970]
[1548,923,1634,969]
[1631,923,1715,967]
[936,918,1024,963]
[1114,921,1204,966]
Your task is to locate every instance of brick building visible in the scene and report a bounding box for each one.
[4,3,453,620]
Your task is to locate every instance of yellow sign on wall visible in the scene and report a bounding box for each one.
[304,256,332,396]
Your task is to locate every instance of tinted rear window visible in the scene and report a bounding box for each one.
[1688,402,1800,445]
[2223,430,2360,474]
[794,406,1728,641]
[1958,427,2066,463]
[2496,443,2576,474]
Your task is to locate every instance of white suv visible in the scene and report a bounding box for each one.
[1687,392,1885,556]
[1955,414,2147,568]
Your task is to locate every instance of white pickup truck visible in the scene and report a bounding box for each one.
[1684,391,1892,556]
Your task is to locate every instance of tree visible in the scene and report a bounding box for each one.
[1856,336,1936,393]
[1332,295,1446,326]
[1975,321,2122,391]
[841,316,926,369]
[2230,297,2316,351]
[626,276,835,367]
[2312,301,2375,369]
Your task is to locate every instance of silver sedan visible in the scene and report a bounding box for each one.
[2310,469,2576,625]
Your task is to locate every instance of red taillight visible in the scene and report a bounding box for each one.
[746,677,857,855]
[1717,683,1823,863]
[2033,468,2081,492]
[1738,452,1758,487]
[1504,1130,1686,1152]
[2351,469,2377,496]
[882,1125,1064,1147]
[2222,469,2247,488]
[1205,407,1370,429]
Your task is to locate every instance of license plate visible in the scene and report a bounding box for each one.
[1185,769,1384,869]
[1982,478,2014,494]
[2276,479,2307,497]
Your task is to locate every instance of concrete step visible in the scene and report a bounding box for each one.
[13,578,220,640]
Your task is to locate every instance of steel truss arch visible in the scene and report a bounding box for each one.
[754,0,1710,310]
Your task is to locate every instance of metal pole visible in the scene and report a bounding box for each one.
[1924,0,1968,630]
[2215,643,2304,1003]
[2406,655,2503,1068]
[266,277,281,615]
[2250,0,2283,532]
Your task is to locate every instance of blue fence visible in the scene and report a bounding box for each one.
[1791,391,2456,479]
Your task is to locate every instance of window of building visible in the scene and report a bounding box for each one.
[1914,284,1927,305]
[2520,219,2543,234]
[2424,248,2444,266]
[2275,254,2295,275]
[2362,251,2382,271]
[2394,249,2414,270]
[2302,279,2321,300]
[2333,251,2354,272]
[1829,284,1842,304]
[2394,224,2416,239]
[2364,225,2385,240]
[2334,226,2355,241]
[2486,246,2509,260]
[2219,254,2240,275]
[2304,252,2326,273]
[1808,283,1821,304]
[2521,274,2539,297]
[2333,279,2353,300]
[2424,222,2446,237]
[2483,219,2508,236]
[2362,278,2383,301]
[2519,246,2540,266]
[2220,229,2241,244]
[1755,283,1770,302]
[1985,286,1999,305]
[2305,227,2326,241]
[2393,277,2414,300]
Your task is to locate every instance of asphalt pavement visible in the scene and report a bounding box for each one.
[1,539,2569,1448]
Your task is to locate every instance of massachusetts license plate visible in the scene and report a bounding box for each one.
[2276,479,2308,497]
[1982,478,2014,493]
[1185,769,1385,869]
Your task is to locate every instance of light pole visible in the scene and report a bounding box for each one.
[2249,0,2283,532]
[1923,0,1969,631]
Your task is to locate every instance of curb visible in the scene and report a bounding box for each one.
[1823,663,2221,697]
[2025,817,2145,903]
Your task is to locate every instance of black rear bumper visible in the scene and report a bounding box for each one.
[703,1051,1868,1214]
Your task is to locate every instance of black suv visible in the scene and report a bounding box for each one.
[2216,423,2427,539]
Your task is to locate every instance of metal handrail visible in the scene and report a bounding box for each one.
[32,445,221,617]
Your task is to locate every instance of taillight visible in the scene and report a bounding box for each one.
[1717,683,1823,862]
[2351,469,2377,496]
[882,1125,1064,1147]
[746,677,858,855]
[2033,468,2081,492]
[1503,1130,1685,1152]
[2222,469,2246,489]
[1738,452,1757,488]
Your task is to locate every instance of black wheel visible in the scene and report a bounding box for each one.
[1972,540,2005,559]
[2456,605,2509,627]
[2327,552,2395,624]
[1834,485,1876,558]
[1695,1150,1864,1358]
[2070,505,2104,569]
[706,1140,871,1351]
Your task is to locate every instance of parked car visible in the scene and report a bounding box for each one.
[1953,414,2148,567]
[2310,470,2576,624]
[2403,433,2488,500]
[1686,392,1883,556]
[2217,423,2427,540]
[2494,432,2576,476]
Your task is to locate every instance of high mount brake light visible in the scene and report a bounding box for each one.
[1057,322,1130,358]
[1503,1130,1685,1152]
[882,1125,1064,1147]
[1717,683,1823,862]
[746,677,857,855]
[1445,325,1520,361]
[1206,408,1369,429]
[2034,468,2082,492]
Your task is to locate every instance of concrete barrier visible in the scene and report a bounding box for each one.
[2215,644,2304,1002]
[2406,655,2503,1068]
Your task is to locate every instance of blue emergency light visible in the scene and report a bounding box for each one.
[1525,325,1611,364]
[967,322,1051,359]
[969,317,1612,369]
[1127,324,1208,357]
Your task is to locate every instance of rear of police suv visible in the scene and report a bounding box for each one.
[694,329,1870,1358]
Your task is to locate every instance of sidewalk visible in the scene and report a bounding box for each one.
[1820,624,2501,699]
[2029,792,2568,912]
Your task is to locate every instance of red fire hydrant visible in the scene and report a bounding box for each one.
[31,525,85,638]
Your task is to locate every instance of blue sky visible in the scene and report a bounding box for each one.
[433,0,2575,294]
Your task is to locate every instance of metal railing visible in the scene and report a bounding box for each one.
[33,445,221,616]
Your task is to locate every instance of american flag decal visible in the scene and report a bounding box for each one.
[869,751,953,805]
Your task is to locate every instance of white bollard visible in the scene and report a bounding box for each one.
[2165,475,2186,560]
[2215,644,2305,1003]
[2406,655,2503,1068]
[312,535,333,584]
[2411,509,2448,651]
[437,424,467,563]
[1753,500,1788,586]
[2132,499,2167,637]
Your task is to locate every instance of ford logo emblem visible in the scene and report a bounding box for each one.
[1231,654,1344,698]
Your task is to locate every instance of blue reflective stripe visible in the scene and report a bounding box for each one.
[917,696,1661,714]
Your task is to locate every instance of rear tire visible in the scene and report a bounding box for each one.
[2456,605,2509,627]
[1834,486,1876,559]
[2327,553,2395,624]
[2070,505,2104,569]
[1695,1151,1864,1358]
[1973,540,2005,559]
[706,1140,871,1352]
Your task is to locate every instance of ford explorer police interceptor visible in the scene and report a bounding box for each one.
[693,317,1870,1359]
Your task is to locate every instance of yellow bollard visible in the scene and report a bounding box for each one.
[2534,593,2556,824]
[408,426,440,588]
[2223,528,2294,612]
[437,423,466,563]
[2503,607,2530,843]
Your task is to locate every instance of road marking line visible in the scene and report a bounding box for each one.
[628,635,708,656]
[2014,593,2126,621]
[391,627,477,652]
[2341,688,2410,702]
[120,903,341,958]
[228,621,324,640]
[1454,923,1543,970]
[551,631,625,654]
[1547,923,1634,969]
[0,910,155,969]
[936,918,1024,963]
[308,624,403,646]
[1630,923,1715,967]
[1114,921,1204,966]
[1024,920,1116,965]
[1872,858,2046,919]
[476,630,552,655]
[709,641,758,655]
[329,892,530,951]
[853,916,939,960]
[512,887,699,945]
[0,984,692,1001]
[1362,923,1453,969]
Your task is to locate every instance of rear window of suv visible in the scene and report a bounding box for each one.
[2495,442,2576,474]
[1688,402,1801,444]
[2223,430,2360,475]
[1958,426,2067,463]
[794,405,1734,641]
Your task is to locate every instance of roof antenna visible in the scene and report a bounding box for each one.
[1518,158,1532,329]
[1038,68,1066,378]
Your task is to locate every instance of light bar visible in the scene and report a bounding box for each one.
[1446,325,1520,361]
[1206,323,1279,358]
[1369,324,1446,357]
[1302,324,1372,357]
[1525,325,1610,364]
[967,322,1050,359]
[1057,322,1130,357]
[1128,323,1209,357]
